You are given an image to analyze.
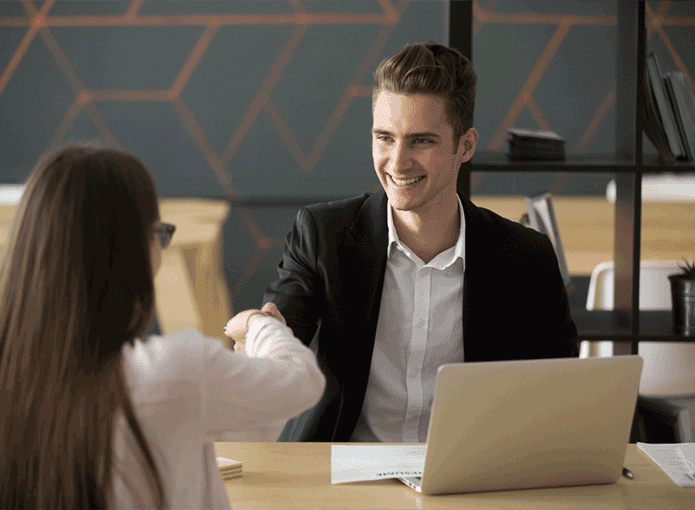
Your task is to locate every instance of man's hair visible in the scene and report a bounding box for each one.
[373,41,477,146]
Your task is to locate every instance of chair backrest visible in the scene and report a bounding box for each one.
[586,260,678,311]
[586,261,695,397]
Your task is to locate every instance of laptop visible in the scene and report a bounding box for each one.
[399,355,643,495]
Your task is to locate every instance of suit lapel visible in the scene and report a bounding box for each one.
[460,193,488,361]
[343,190,389,348]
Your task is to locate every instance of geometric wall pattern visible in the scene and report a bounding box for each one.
[1,0,694,310]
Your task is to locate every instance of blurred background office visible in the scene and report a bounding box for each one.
[1,0,694,324]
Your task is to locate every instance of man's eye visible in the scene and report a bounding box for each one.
[376,135,391,142]
[414,138,432,145]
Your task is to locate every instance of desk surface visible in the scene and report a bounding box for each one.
[214,442,693,510]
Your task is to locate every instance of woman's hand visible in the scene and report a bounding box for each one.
[224,302,288,353]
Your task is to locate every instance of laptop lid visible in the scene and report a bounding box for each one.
[417,356,643,495]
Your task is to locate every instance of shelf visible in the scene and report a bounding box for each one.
[467,152,695,173]
[572,309,695,342]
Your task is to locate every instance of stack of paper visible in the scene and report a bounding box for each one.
[331,444,426,484]
[216,457,243,481]
[637,442,695,488]
[506,128,565,161]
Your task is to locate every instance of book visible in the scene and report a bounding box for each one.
[642,65,674,163]
[665,71,695,161]
[664,73,692,160]
[646,52,685,159]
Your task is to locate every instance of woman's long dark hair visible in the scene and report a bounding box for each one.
[0,145,166,508]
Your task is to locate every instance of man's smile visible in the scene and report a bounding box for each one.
[388,174,426,186]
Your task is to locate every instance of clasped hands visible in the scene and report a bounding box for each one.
[224,302,288,353]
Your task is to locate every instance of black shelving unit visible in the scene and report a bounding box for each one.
[449,1,695,350]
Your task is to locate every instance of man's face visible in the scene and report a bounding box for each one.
[372,91,473,214]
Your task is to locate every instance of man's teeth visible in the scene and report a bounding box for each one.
[391,175,424,185]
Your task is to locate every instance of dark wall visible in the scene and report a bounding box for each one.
[1,1,694,313]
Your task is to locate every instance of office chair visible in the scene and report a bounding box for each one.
[585,261,695,442]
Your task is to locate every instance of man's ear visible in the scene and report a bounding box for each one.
[458,127,479,163]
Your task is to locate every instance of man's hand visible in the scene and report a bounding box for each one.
[224,302,288,353]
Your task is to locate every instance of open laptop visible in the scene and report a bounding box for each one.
[399,355,643,495]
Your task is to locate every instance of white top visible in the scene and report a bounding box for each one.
[113,317,326,509]
[350,197,465,443]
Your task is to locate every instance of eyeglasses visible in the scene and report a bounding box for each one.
[154,223,176,249]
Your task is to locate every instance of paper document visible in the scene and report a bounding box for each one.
[331,444,426,484]
[637,442,695,487]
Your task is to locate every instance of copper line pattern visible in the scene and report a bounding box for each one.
[0,24,37,97]
[166,18,284,302]
[525,95,552,131]
[123,0,144,21]
[260,3,403,173]
[376,0,399,22]
[575,81,615,153]
[481,12,615,26]
[657,0,670,19]
[233,242,281,298]
[288,1,307,15]
[352,86,373,98]
[473,0,496,38]
[233,206,272,248]
[487,21,572,150]
[660,13,695,27]
[0,17,30,27]
[221,24,309,166]
[20,1,121,149]
[33,27,121,147]
[50,96,83,150]
[34,13,396,28]
[169,23,219,101]
[0,0,55,98]
[264,99,311,171]
[88,90,169,101]
[171,97,227,179]
[302,16,404,172]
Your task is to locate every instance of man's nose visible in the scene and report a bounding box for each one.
[388,142,413,173]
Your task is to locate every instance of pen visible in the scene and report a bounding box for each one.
[622,467,634,480]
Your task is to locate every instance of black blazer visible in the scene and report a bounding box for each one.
[264,190,578,442]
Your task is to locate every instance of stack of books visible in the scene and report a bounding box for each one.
[216,457,243,481]
[506,128,566,161]
[643,52,695,162]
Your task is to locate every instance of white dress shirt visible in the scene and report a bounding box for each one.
[113,317,326,509]
[351,196,465,443]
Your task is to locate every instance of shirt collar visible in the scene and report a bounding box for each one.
[386,195,466,267]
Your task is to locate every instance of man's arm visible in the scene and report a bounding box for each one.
[263,208,324,347]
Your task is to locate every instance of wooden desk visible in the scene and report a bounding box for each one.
[0,198,233,346]
[473,196,695,276]
[214,442,693,510]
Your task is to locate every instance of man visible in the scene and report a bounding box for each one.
[264,42,578,443]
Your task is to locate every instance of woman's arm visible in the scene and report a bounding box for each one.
[201,307,326,433]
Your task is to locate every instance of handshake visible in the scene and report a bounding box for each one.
[223,302,288,353]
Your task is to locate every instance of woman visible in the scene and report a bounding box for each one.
[0,145,325,509]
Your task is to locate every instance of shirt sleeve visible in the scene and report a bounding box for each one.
[200,316,326,434]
